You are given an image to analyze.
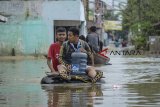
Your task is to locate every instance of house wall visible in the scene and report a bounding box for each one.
[0,0,86,55]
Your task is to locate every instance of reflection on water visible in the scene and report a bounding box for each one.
[125,58,160,107]
[41,84,103,107]
[0,59,47,107]
[127,82,160,106]
[0,57,160,107]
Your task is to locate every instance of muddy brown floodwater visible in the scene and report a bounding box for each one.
[0,56,160,107]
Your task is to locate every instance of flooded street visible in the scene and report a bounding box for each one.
[0,56,160,107]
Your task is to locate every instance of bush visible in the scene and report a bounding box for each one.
[132,35,147,50]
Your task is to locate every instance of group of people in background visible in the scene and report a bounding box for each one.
[103,31,128,48]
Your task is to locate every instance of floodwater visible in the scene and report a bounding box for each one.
[0,56,160,107]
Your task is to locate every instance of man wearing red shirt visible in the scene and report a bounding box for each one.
[47,27,67,75]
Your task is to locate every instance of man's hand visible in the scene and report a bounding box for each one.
[91,54,95,66]
[47,58,58,74]
[80,48,87,53]
[66,64,71,71]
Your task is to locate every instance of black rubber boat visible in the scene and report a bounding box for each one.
[41,72,105,84]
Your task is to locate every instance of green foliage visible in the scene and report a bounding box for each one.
[122,0,160,36]
[122,0,160,47]
[132,34,147,50]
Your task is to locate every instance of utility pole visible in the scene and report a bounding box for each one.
[86,0,89,22]
[112,0,114,9]
[112,0,114,19]
[94,0,107,40]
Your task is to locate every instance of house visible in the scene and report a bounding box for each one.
[0,0,86,55]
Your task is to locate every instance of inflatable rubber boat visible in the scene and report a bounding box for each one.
[41,74,105,84]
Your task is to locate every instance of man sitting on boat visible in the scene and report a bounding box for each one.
[58,27,103,83]
[47,27,67,75]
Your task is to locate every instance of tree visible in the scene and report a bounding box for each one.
[122,0,160,49]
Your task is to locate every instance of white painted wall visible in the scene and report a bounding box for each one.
[42,0,86,41]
